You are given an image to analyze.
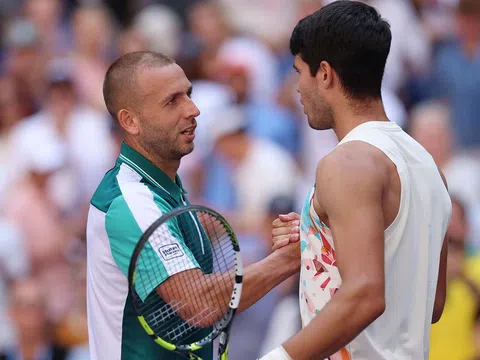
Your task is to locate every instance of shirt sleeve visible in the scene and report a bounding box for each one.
[105,183,200,301]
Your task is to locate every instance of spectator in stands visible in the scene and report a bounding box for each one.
[228,195,296,360]
[214,48,299,155]
[53,261,89,360]
[187,0,231,53]
[69,3,116,112]
[3,134,73,324]
[362,0,432,95]
[203,105,298,233]
[256,197,301,357]
[431,0,480,149]
[430,197,480,360]
[409,100,480,252]
[23,0,71,58]
[132,4,182,59]
[12,57,115,234]
[0,219,29,352]
[0,277,73,360]
[0,76,30,193]
[474,308,480,360]
[3,18,47,115]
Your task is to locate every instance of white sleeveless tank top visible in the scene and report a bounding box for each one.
[299,121,452,360]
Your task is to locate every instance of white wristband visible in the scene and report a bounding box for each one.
[258,346,293,360]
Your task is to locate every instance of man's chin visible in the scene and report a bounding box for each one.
[308,119,331,131]
[178,144,195,158]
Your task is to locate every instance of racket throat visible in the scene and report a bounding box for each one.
[184,351,203,360]
[181,196,205,255]
[217,325,232,360]
[175,350,203,360]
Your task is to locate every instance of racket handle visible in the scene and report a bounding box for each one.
[187,352,203,360]
[176,350,202,360]
[219,344,229,360]
[218,331,230,360]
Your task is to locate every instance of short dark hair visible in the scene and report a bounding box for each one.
[103,51,175,121]
[290,0,391,99]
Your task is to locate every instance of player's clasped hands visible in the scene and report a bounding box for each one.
[271,212,301,251]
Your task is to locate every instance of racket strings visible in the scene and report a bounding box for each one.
[133,210,236,345]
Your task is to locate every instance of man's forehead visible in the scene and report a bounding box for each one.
[137,64,191,97]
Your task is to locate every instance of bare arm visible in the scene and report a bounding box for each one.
[283,145,387,359]
[157,242,300,328]
[432,168,450,324]
[432,235,448,324]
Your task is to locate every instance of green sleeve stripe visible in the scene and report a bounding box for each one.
[107,164,199,300]
[106,195,169,282]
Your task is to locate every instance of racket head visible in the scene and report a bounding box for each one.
[127,205,243,353]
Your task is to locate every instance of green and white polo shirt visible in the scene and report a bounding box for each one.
[86,142,213,360]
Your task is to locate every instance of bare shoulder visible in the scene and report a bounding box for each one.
[316,141,388,191]
[315,141,388,219]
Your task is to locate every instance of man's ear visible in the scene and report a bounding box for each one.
[117,109,140,136]
[316,60,334,90]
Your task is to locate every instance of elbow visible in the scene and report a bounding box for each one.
[176,302,224,328]
[350,280,386,324]
[366,294,386,322]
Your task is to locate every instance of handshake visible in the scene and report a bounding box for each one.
[271,212,301,251]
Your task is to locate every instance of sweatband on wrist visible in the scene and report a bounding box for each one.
[258,346,293,360]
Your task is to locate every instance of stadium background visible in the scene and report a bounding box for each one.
[1,0,480,359]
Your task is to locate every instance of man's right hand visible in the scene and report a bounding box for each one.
[272,212,301,251]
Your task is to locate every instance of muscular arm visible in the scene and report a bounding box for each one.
[283,145,387,360]
[158,243,300,328]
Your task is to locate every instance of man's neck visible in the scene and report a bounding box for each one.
[332,98,389,142]
[125,139,179,181]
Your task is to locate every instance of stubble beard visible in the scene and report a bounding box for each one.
[141,126,194,162]
[307,95,334,131]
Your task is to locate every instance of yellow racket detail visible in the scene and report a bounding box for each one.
[153,337,176,351]
[128,205,243,360]
[138,316,154,335]
[220,344,229,360]
[189,344,202,351]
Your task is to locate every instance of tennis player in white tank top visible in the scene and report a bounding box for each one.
[261,2,452,360]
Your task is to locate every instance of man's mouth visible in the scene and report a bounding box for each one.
[181,125,196,135]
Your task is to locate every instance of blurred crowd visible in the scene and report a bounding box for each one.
[0,0,480,359]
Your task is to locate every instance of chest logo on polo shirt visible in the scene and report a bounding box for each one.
[159,243,184,261]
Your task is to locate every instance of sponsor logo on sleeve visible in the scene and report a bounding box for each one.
[159,243,184,261]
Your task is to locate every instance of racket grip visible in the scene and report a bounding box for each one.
[219,344,229,360]
[187,353,203,360]
[218,331,230,360]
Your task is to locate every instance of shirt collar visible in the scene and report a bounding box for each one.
[118,142,186,202]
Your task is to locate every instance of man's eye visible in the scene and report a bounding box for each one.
[167,98,176,105]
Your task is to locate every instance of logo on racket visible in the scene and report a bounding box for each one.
[159,243,184,261]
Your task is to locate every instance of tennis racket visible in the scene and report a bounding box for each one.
[128,205,243,360]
